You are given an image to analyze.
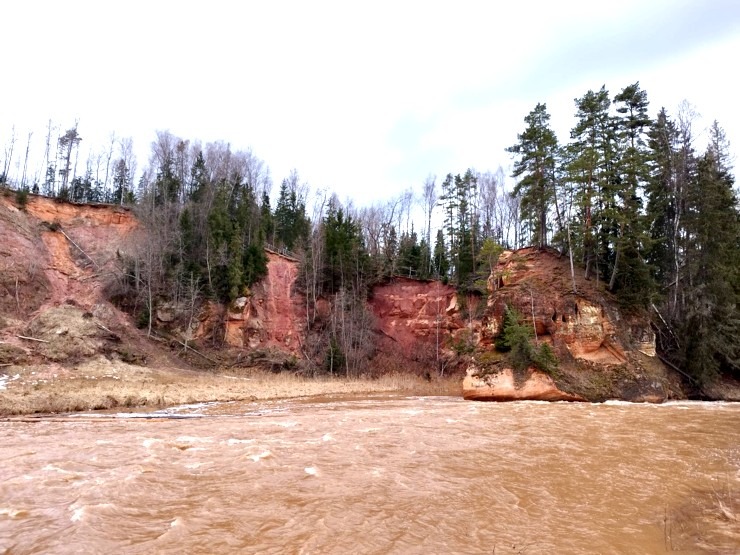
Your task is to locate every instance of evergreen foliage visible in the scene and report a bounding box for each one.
[274,178,310,251]
[496,307,558,375]
[2,82,736,386]
[507,103,559,249]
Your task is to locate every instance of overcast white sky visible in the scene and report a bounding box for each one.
[3,0,740,205]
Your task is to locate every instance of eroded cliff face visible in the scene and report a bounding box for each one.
[0,193,148,368]
[367,278,486,375]
[0,194,697,400]
[209,273,475,363]
[369,278,461,350]
[216,252,306,353]
[468,247,681,402]
[0,194,137,315]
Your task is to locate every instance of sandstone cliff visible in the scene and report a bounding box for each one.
[3,194,733,401]
[195,251,307,355]
[464,247,684,402]
[0,192,156,371]
[364,278,478,376]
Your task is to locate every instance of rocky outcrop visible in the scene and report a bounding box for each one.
[469,247,680,402]
[462,366,585,402]
[484,248,655,365]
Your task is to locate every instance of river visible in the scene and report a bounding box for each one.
[1,397,738,554]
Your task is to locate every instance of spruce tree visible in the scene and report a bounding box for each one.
[433,229,449,281]
[609,83,654,304]
[679,143,740,384]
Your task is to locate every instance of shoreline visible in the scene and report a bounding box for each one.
[0,360,462,416]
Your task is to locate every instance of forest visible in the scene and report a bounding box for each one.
[1,82,738,385]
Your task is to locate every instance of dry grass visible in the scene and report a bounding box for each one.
[0,358,462,416]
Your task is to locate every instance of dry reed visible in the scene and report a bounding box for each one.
[0,362,461,416]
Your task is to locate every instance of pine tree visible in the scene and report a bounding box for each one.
[566,86,616,280]
[454,171,476,286]
[439,173,457,275]
[226,227,244,301]
[189,151,208,202]
[397,227,421,278]
[260,191,274,244]
[274,178,310,251]
[507,102,559,249]
[323,200,366,294]
[645,108,680,290]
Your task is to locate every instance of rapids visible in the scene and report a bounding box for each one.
[1,397,738,554]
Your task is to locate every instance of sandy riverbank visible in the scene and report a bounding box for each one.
[0,357,461,416]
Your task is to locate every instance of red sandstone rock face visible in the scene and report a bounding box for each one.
[0,194,138,314]
[460,247,675,402]
[486,248,655,365]
[462,367,586,402]
[0,194,151,364]
[222,252,306,353]
[24,196,138,232]
[368,278,469,353]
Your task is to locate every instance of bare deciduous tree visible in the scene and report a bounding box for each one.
[421,174,437,250]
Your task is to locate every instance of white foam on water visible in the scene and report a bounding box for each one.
[322,433,334,442]
[227,438,254,445]
[276,421,299,428]
[159,402,218,414]
[113,411,203,419]
[142,438,161,448]
[663,400,736,410]
[304,466,317,476]
[170,517,183,527]
[70,507,84,522]
[250,450,272,462]
[42,464,70,473]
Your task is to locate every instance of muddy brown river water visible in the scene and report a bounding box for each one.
[1,397,739,554]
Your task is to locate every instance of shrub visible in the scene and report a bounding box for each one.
[532,342,559,375]
[15,188,29,210]
[497,306,559,375]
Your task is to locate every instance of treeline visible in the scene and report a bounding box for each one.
[507,83,739,385]
[0,123,137,205]
[1,82,737,384]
